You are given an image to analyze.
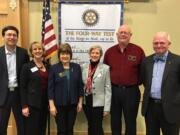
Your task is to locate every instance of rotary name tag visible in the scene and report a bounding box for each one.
[128,55,136,61]
[30,67,38,72]
[59,72,65,77]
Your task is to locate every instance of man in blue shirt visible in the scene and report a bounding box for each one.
[141,31,180,135]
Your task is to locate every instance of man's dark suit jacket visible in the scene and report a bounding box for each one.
[0,46,29,107]
[141,52,180,124]
[48,62,84,106]
[20,60,49,108]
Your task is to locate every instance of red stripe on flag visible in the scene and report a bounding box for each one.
[45,24,54,33]
[44,34,56,45]
[45,45,58,56]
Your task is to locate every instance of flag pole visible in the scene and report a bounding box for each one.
[41,0,58,134]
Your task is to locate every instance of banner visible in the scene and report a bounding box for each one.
[58,1,124,64]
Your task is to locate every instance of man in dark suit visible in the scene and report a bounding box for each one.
[0,26,29,135]
[141,31,180,135]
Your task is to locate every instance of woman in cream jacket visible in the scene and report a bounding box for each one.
[81,45,111,135]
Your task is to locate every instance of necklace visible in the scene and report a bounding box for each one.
[37,65,43,69]
[33,59,44,69]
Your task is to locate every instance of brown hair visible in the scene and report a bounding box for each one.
[58,43,72,59]
[2,25,19,37]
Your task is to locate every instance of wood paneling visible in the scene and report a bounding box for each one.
[20,0,29,49]
[0,0,8,14]
[7,113,16,135]
[0,0,21,46]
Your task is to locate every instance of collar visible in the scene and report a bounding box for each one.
[153,51,168,62]
[155,51,168,59]
[5,45,16,55]
[117,43,130,53]
[90,59,100,69]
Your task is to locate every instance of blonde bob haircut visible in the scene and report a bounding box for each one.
[29,41,45,57]
[88,45,103,57]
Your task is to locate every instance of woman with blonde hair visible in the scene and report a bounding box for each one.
[20,41,49,135]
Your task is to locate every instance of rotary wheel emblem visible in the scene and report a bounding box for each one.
[82,9,99,27]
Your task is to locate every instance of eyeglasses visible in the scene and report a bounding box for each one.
[117,31,131,36]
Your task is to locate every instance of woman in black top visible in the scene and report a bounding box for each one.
[20,42,49,135]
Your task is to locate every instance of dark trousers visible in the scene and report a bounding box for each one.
[83,105,104,135]
[55,105,77,135]
[24,106,48,135]
[0,90,24,135]
[111,85,140,135]
[145,99,179,135]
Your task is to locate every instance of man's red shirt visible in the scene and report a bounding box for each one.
[104,43,145,85]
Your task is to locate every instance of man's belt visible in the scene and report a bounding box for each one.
[112,83,137,89]
[149,97,162,104]
[9,87,17,91]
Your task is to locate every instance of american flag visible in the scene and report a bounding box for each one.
[42,0,58,60]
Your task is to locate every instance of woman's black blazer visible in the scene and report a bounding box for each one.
[20,60,49,108]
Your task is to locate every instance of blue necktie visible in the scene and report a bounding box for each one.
[153,55,165,62]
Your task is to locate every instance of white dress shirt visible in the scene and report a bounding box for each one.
[5,46,17,91]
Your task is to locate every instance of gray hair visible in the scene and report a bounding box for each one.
[88,45,103,57]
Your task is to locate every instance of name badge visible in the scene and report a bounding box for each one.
[97,73,102,78]
[59,72,65,77]
[30,67,38,72]
[128,55,136,61]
